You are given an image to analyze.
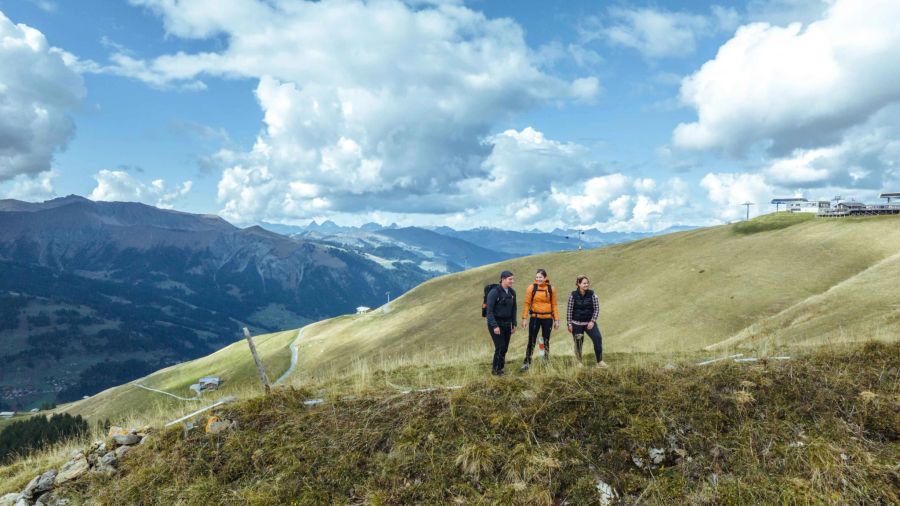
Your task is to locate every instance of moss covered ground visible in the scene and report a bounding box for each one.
[62,341,899,505]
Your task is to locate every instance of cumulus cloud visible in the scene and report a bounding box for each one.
[0,11,85,181]
[117,0,599,225]
[90,170,193,209]
[767,104,900,189]
[697,105,900,222]
[584,5,739,59]
[2,170,57,201]
[674,0,900,156]
[700,172,773,220]
[552,175,691,231]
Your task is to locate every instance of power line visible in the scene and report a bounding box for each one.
[741,202,755,221]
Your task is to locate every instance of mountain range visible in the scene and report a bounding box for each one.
[267,220,695,258]
[0,196,426,409]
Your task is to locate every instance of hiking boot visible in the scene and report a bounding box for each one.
[492,369,505,377]
[519,363,530,373]
[597,360,609,369]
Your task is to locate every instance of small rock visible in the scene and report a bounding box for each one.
[631,455,645,469]
[113,434,141,446]
[54,455,89,485]
[115,445,134,458]
[22,474,42,499]
[34,492,70,506]
[99,451,118,468]
[649,448,666,465]
[88,440,105,453]
[107,426,132,438]
[92,464,117,476]
[595,479,618,506]
[663,363,677,371]
[0,493,22,506]
[135,425,152,437]
[205,417,233,434]
[30,469,57,497]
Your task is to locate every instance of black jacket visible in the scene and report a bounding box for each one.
[486,286,517,328]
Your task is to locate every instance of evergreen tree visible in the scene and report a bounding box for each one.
[0,413,89,464]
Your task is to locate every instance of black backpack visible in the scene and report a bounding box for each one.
[482,284,499,317]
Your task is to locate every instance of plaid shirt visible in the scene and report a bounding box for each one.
[566,291,600,326]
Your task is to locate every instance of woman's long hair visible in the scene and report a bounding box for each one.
[536,268,548,279]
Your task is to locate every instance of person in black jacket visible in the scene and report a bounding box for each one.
[485,270,517,376]
[566,275,607,368]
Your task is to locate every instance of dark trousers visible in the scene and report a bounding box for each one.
[524,317,553,364]
[571,323,603,362]
[489,321,513,373]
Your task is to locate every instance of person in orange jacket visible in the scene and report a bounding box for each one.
[520,268,559,371]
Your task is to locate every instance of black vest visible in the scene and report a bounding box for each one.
[571,289,595,322]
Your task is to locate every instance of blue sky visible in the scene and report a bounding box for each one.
[1,0,898,230]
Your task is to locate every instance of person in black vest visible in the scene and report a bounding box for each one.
[485,270,517,376]
[566,275,607,368]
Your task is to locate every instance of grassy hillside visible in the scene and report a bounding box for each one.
[62,342,900,504]
[293,214,900,380]
[14,214,900,424]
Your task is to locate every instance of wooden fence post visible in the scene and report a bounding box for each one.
[243,327,271,394]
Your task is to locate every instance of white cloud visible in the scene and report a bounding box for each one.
[2,170,57,201]
[700,172,774,220]
[546,173,694,232]
[674,0,900,156]
[762,104,900,190]
[27,0,58,13]
[587,6,739,59]
[90,170,193,209]
[466,127,602,202]
[121,1,598,224]
[0,11,84,181]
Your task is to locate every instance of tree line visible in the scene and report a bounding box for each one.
[0,413,89,465]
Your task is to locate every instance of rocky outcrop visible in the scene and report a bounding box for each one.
[7,426,151,506]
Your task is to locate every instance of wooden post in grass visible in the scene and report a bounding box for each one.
[243,327,271,395]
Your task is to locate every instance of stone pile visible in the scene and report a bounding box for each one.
[0,426,152,506]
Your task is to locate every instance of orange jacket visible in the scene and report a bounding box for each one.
[522,281,558,320]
